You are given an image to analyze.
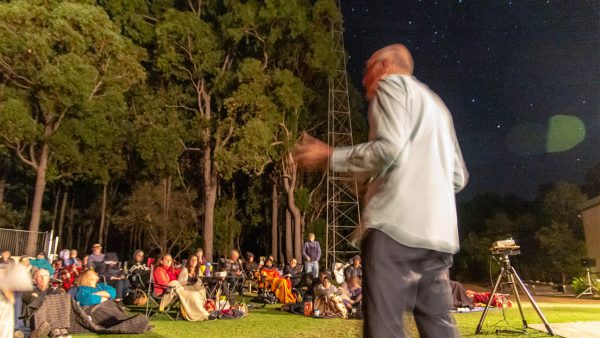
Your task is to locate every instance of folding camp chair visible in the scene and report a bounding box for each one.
[144,264,180,320]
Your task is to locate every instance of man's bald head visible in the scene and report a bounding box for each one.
[363,44,414,100]
[33,268,50,291]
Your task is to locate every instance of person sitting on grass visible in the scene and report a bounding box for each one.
[74,269,150,333]
[344,255,362,282]
[259,258,296,304]
[313,276,347,318]
[76,269,116,306]
[340,276,362,310]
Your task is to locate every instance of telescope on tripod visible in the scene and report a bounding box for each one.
[476,239,554,336]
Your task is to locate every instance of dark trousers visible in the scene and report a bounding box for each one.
[362,229,458,338]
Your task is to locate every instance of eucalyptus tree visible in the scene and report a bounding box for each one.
[0,0,145,253]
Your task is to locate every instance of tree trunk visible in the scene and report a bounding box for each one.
[285,209,293,262]
[50,186,61,236]
[293,207,302,263]
[26,143,50,255]
[58,189,68,244]
[282,152,302,263]
[0,177,6,208]
[271,183,279,258]
[67,197,75,249]
[98,183,108,247]
[201,129,218,262]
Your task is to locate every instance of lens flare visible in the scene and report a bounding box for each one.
[546,115,586,153]
[505,122,546,157]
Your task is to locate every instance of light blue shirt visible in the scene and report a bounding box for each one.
[330,75,468,254]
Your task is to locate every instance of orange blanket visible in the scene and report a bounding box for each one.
[261,268,296,304]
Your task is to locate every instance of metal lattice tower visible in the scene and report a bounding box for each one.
[326,0,361,269]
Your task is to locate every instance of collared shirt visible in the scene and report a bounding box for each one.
[330,75,468,254]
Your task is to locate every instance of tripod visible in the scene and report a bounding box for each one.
[475,253,554,336]
[576,266,598,298]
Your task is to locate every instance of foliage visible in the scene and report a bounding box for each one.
[536,222,586,283]
[112,181,198,256]
[213,196,241,258]
[572,275,600,295]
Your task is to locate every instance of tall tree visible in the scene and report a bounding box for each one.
[0,1,145,253]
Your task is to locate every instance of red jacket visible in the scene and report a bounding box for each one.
[153,265,178,296]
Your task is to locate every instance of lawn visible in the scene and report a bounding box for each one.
[77,301,600,338]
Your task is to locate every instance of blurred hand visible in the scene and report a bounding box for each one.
[293,132,331,171]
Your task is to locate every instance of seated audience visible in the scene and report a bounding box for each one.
[194,248,212,277]
[76,270,116,306]
[153,254,209,321]
[225,250,244,295]
[58,249,70,265]
[313,276,347,318]
[87,244,105,269]
[283,258,303,288]
[19,256,36,276]
[20,269,65,337]
[259,258,296,304]
[153,254,178,296]
[29,253,55,276]
[1,263,34,338]
[0,249,15,267]
[243,252,259,276]
[178,255,201,285]
[340,276,362,310]
[65,250,83,268]
[127,250,150,289]
[95,252,129,302]
[70,269,150,334]
[344,255,362,282]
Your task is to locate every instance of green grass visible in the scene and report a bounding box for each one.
[76,301,600,338]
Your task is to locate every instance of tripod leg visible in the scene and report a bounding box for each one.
[510,267,555,336]
[476,267,505,334]
[507,272,528,328]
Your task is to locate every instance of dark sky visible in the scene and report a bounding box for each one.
[341,0,600,200]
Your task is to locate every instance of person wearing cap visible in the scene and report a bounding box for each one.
[87,244,105,269]
[344,255,362,282]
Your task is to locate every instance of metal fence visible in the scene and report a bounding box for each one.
[0,228,55,257]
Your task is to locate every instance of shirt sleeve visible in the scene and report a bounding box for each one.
[99,283,117,299]
[330,77,414,177]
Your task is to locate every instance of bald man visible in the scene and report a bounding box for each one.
[295,44,468,337]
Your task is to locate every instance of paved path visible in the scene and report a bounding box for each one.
[530,322,600,338]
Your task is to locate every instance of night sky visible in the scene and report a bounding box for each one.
[341,0,600,200]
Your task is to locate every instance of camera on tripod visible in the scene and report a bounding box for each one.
[490,238,521,256]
